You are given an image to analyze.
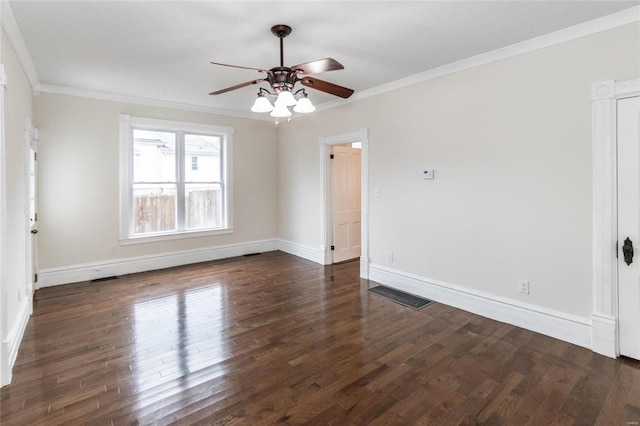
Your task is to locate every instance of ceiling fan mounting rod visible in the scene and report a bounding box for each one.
[271,25,292,67]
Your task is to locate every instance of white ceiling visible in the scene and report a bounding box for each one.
[7,1,639,116]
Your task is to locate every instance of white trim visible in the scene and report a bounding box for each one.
[368,264,592,350]
[0,2,40,88]
[0,64,6,386]
[120,228,234,245]
[278,240,325,265]
[38,239,279,287]
[317,6,640,113]
[591,314,617,358]
[1,299,29,386]
[36,84,269,121]
[592,79,640,358]
[320,129,369,278]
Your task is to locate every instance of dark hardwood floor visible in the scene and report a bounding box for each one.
[1,251,639,425]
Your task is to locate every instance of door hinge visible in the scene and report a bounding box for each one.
[331,245,335,251]
[35,212,38,222]
[330,154,334,159]
[616,241,618,258]
[35,273,38,283]
[34,152,37,161]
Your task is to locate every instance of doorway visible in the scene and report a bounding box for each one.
[331,144,361,263]
[320,129,369,278]
[592,79,640,359]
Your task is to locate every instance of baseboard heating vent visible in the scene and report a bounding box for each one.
[90,276,119,283]
[367,285,433,310]
[243,253,262,257]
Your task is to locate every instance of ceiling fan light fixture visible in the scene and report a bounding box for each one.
[275,90,297,107]
[270,103,292,118]
[209,24,354,122]
[251,93,274,113]
[293,93,315,113]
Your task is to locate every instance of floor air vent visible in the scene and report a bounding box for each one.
[367,285,433,310]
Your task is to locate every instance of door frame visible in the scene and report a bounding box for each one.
[592,79,640,358]
[320,129,369,278]
[0,65,7,385]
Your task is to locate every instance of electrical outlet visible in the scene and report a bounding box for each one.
[256,227,262,236]
[387,252,394,262]
[109,245,118,255]
[518,279,530,294]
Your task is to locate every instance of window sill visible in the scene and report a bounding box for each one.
[120,228,233,245]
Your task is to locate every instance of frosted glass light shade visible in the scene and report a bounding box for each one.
[270,103,292,118]
[251,95,273,113]
[293,96,315,113]
[275,90,297,107]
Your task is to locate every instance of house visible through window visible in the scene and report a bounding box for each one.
[120,115,233,241]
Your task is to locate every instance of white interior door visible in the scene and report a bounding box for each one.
[332,145,361,263]
[618,95,640,360]
[26,121,38,294]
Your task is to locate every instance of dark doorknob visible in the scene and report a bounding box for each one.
[622,237,634,266]
[30,229,38,234]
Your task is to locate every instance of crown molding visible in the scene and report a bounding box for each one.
[9,4,639,119]
[316,5,640,113]
[0,1,40,88]
[34,84,272,121]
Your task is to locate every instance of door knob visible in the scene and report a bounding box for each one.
[30,229,38,234]
[622,237,634,265]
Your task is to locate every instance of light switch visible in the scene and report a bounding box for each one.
[423,169,434,180]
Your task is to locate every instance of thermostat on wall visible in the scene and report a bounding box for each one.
[423,169,435,180]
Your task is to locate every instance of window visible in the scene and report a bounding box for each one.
[120,115,233,242]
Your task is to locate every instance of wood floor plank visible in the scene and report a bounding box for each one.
[1,252,639,425]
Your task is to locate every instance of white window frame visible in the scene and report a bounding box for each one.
[119,115,233,244]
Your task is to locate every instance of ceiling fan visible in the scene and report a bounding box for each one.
[209,24,354,118]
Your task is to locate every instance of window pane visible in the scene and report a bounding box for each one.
[184,134,221,182]
[185,183,222,230]
[133,184,176,234]
[133,130,176,182]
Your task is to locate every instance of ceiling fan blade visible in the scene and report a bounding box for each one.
[299,77,354,99]
[209,79,265,95]
[291,58,344,75]
[210,62,271,74]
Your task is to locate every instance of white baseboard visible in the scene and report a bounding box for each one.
[368,264,592,350]
[591,314,617,358]
[1,298,30,386]
[360,256,369,279]
[278,240,325,265]
[38,239,279,287]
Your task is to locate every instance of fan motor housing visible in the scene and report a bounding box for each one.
[268,66,297,93]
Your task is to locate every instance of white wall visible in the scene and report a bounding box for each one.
[33,94,279,282]
[278,23,640,345]
[1,27,33,385]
